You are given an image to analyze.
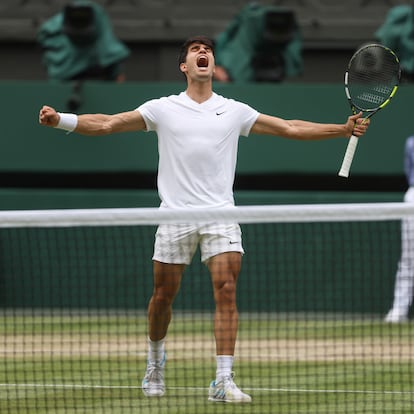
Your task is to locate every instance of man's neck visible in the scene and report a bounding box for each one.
[185,81,213,104]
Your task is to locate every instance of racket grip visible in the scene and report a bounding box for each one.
[338,135,358,178]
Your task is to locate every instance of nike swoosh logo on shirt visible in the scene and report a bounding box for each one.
[216,111,225,116]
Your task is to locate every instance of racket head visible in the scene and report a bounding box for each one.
[344,43,401,113]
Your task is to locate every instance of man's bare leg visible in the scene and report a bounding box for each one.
[142,261,185,397]
[207,252,251,402]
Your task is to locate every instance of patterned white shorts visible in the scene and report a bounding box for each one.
[152,223,244,264]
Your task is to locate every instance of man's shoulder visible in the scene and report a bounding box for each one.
[164,92,186,102]
[138,92,184,109]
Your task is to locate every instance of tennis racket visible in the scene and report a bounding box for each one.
[338,43,401,178]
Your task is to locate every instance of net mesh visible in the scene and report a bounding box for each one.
[0,203,413,413]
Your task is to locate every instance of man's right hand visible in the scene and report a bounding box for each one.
[39,105,59,127]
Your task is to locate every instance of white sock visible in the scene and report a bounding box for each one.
[148,337,165,362]
[216,355,234,381]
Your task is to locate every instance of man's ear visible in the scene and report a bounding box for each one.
[180,62,187,73]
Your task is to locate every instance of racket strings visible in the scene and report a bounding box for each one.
[347,45,400,111]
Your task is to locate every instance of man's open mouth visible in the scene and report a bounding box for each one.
[197,55,209,68]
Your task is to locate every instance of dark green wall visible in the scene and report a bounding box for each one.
[0,188,403,210]
[1,81,411,174]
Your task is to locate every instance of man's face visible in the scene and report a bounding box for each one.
[180,42,215,80]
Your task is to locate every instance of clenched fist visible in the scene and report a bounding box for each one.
[39,105,59,127]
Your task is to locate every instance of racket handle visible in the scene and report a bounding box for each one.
[338,135,358,178]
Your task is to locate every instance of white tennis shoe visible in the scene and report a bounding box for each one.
[142,353,166,397]
[208,373,251,403]
[384,308,409,323]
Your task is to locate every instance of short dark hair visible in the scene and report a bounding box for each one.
[178,35,215,67]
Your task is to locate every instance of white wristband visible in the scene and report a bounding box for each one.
[56,112,78,133]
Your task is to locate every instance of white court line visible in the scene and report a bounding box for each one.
[0,383,412,395]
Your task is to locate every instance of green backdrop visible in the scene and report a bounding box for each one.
[0,80,411,174]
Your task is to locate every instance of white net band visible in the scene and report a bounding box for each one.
[0,202,412,227]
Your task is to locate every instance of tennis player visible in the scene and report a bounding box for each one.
[39,35,369,403]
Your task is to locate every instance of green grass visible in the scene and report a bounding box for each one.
[1,313,413,414]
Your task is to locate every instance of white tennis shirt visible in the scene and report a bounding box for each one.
[137,92,259,209]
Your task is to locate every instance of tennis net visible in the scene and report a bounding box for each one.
[0,203,413,414]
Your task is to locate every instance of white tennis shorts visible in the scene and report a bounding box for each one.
[152,223,244,264]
